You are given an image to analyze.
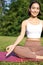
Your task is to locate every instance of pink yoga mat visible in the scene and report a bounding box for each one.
[0,52,43,62]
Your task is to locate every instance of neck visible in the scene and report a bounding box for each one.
[31,16,37,19]
[29,16,38,20]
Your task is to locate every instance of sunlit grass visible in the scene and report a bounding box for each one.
[0,36,43,65]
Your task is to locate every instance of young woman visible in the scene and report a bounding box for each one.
[6,1,43,60]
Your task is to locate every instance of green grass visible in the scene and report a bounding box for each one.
[0,36,43,65]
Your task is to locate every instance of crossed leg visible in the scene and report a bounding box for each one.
[35,46,43,56]
[13,45,43,60]
[13,46,36,58]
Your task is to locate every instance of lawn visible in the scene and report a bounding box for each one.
[0,36,43,65]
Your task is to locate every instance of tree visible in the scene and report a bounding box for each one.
[0,0,43,36]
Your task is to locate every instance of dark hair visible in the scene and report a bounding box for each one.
[28,1,41,16]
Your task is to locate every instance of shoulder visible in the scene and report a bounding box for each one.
[38,19,43,28]
[21,19,28,26]
[40,20,43,24]
[41,20,43,24]
[38,19,43,24]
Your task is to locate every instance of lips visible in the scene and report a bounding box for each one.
[32,12,38,15]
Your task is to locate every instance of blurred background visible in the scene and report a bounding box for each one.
[0,1,43,65]
[0,0,43,37]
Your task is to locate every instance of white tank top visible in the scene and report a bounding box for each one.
[26,22,42,38]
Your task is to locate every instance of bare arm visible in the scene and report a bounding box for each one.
[41,20,43,30]
[13,20,26,46]
[6,20,27,56]
[42,20,43,30]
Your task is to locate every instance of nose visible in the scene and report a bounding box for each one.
[34,9,38,13]
[34,8,37,11]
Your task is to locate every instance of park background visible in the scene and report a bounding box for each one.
[0,0,43,65]
[0,0,43,36]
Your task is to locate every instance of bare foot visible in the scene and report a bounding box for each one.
[32,52,43,60]
[36,55,43,59]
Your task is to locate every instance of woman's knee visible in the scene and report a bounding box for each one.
[13,46,22,52]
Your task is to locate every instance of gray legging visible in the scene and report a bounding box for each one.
[13,39,43,58]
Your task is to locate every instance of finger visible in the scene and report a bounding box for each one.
[6,46,10,51]
[6,45,12,51]
[6,48,14,56]
[6,52,11,56]
[6,50,12,56]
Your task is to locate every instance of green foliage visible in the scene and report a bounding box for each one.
[0,0,43,36]
[0,0,30,36]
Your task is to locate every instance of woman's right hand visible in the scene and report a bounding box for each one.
[6,44,15,56]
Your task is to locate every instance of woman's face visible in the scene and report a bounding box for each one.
[29,3,40,17]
